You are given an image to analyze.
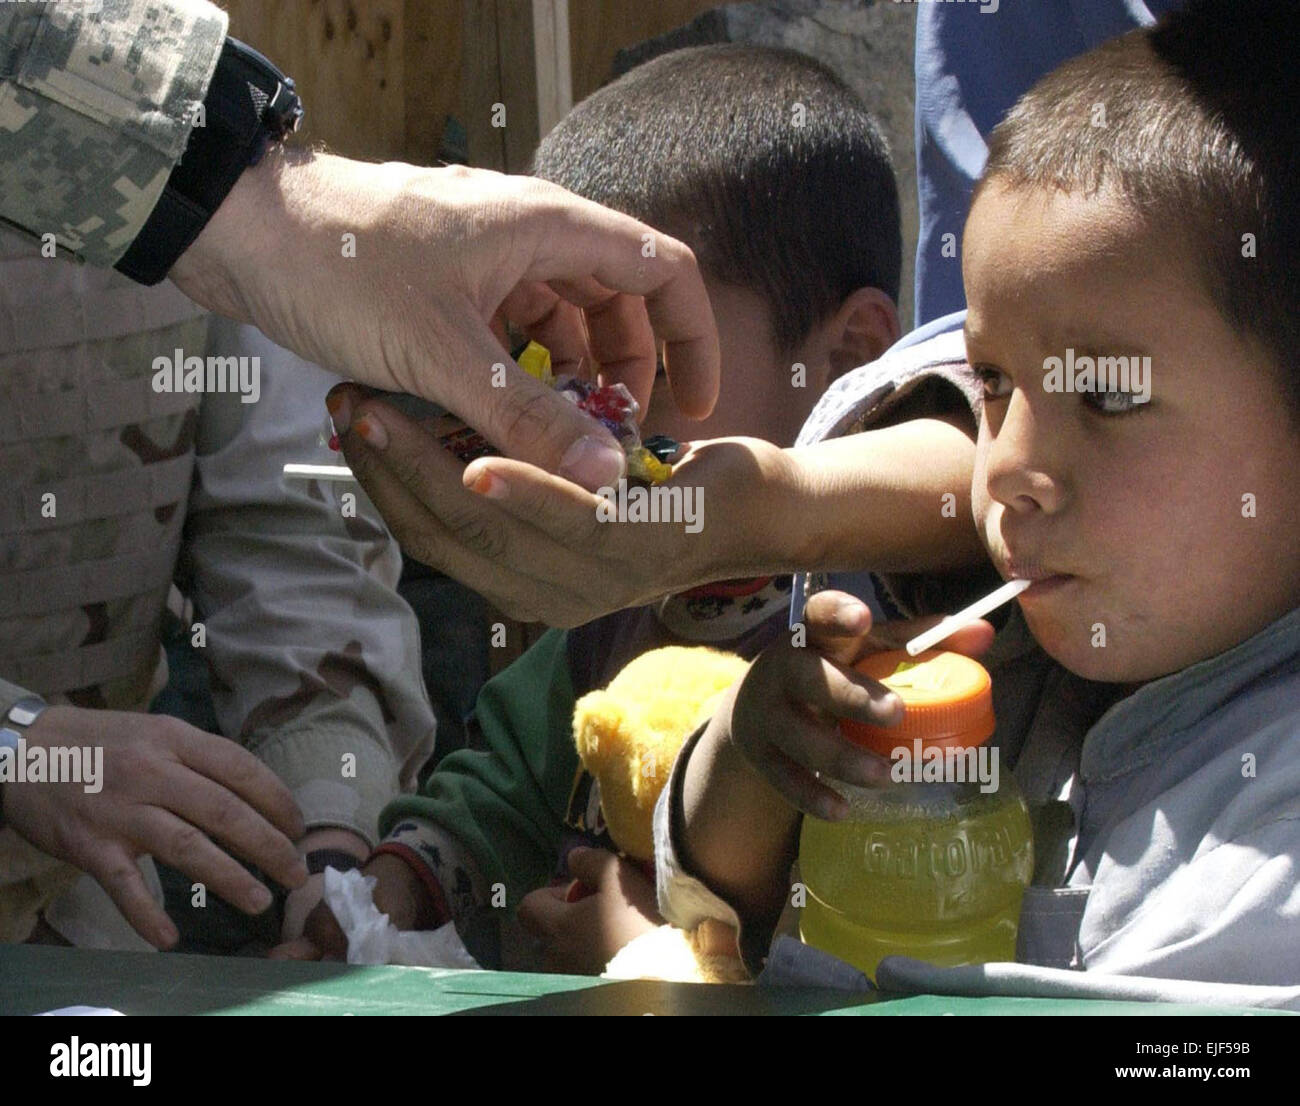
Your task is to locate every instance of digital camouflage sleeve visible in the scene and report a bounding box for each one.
[0,0,227,265]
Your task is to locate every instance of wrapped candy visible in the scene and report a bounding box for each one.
[440,343,677,486]
[326,341,677,486]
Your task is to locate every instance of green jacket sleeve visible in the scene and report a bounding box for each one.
[379,628,580,909]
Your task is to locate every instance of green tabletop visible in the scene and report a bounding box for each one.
[0,945,1283,1016]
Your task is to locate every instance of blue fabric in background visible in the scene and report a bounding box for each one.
[913,0,1186,327]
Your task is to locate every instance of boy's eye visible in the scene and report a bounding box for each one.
[1084,389,1148,416]
[972,364,1011,399]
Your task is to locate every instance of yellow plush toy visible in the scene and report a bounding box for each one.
[571,645,753,983]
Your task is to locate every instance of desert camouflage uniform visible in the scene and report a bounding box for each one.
[0,1,436,943]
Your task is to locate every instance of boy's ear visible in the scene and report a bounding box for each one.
[824,287,901,382]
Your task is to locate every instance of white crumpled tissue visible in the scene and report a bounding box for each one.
[322,866,480,969]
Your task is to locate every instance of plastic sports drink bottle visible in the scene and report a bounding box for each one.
[798,649,1033,979]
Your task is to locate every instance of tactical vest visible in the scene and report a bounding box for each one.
[0,230,209,710]
[0,231,206,942]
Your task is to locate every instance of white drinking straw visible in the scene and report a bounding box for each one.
[905,577,1033,657]
[283,463,358,483]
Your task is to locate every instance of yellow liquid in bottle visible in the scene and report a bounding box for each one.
[798,785,1033,980]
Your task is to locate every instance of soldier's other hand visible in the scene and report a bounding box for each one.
[3,706,306,948]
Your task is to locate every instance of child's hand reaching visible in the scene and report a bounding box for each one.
[677,589,994,925]
[517,847,661,974]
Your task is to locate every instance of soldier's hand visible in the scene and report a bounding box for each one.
[2,706,306,948]
[171,152,720,492]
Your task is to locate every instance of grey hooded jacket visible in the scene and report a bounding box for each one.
[656,324,1300,1010]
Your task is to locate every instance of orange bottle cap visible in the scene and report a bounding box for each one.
[840,649,994,757]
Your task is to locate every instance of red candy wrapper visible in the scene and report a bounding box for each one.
[437,376,673,484]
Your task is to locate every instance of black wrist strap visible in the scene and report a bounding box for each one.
[115,37,302,286]
[305,849,363,876]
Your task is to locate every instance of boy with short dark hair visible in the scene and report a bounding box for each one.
[532,43,902,358]
[661,0,1300,1003]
